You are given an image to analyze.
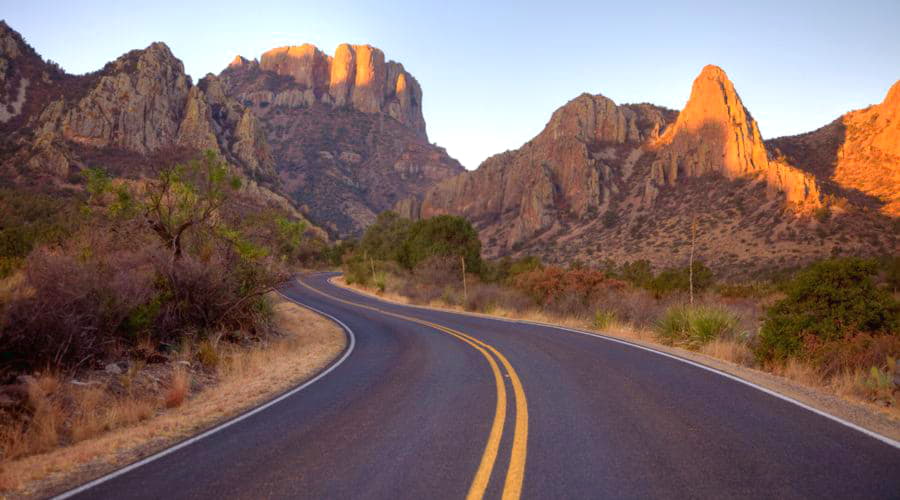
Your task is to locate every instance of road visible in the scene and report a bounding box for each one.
[61,272,900,499]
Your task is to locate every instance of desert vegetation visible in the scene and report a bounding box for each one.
[0,151,320,468]
[339,213,900,416]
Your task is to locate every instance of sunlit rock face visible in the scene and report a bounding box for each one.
[220,43,462,237]
[398,65,895,275]
[244,43,426,138]
[647,65,821,208]
[769,79,900,216]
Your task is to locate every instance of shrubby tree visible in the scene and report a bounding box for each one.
[755,258,900,363]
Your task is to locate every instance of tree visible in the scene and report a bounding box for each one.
[399,215,482,273]
[359,211,413,262]
[143,150,241,264]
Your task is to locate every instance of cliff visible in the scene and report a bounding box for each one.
[399,65,894,273]
[220,43,464,236]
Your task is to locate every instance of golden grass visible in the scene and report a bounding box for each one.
[164,368,189,409]
[0,294,346,496]
[699,338,755,366]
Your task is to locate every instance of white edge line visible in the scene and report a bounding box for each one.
[325,274,900,450]
[53,290,357,499]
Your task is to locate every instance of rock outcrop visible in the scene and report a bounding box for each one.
[400,93,674,246]
[400,65,893,274]
[0,22,315,231]
[646,65,820,208]
[768,79,900,215]
[220,43,462,236]
[236,43,426,138]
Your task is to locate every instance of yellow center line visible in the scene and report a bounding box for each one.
[296,277,529,500]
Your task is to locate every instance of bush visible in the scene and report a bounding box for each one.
[592,309,618,330]
[755,258,900,363]
[400,215,482,274]
[649,261,714,298]
[0,153,293,374]
[655,305,739,349]
[511,266,623,309]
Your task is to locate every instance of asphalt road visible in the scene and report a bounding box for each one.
[62,272,900,499]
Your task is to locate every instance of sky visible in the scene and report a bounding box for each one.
[3,0,899,169]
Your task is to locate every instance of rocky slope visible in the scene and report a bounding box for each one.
[768,80,900,216]
[220,44,464,236]
[400,65,897,273]
[0,20,319,225]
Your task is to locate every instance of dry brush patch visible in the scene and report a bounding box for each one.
[0,294,345,496]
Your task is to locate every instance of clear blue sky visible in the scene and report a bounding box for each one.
[4,0,899,169]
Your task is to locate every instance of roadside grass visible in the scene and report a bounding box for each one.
[0,294,346,495]
[654,305,740,349]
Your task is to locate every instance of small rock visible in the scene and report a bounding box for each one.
[105,362,124,375]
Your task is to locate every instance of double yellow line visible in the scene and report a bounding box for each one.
[297,278,528,500]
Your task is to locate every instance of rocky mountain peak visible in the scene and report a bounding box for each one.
[226,42,427,138]
[228,55,253,69]
[0,19,24,59]
[883,80,900,109]
[647,64,820,208]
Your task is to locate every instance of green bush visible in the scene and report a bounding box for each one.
[649,261,714,297]
[755,258,900,363]
[400,215,482,274]
[593,309,618,330]
[655,305,738,349]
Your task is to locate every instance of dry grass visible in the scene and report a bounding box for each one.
[164,368,189,409]
[699,338,755,366]
[0,293,346,496]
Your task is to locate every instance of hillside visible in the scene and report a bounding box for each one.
[398,66,898,274]
[220,44,465,237]
[768,81,900,216]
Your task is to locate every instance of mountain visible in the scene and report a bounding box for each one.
[0,20,314,225]
[399,65,897,273]
[220,44,464,237]
[768,81,900,216]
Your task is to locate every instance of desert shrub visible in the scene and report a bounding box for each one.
[0,188,82,278]
[512,266,623,309]
[321,240,357,268]
[358,211,412,262]
[755,258,900,363]
[592,309,618,330]
[373,271,387,293]
[813,205,831,223]
[463,282,530,313]
[614,260,655,289]
[805,332,900,377]
[480,255,542,284]
[880,255,900,294]
[342,252,373,285]
[655,305,739,349]
[649,261,714,297]
[0,152,292,374]
[413,255,464,288]
[857,357,897,406]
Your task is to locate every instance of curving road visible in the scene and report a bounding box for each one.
[61,272,900,499]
